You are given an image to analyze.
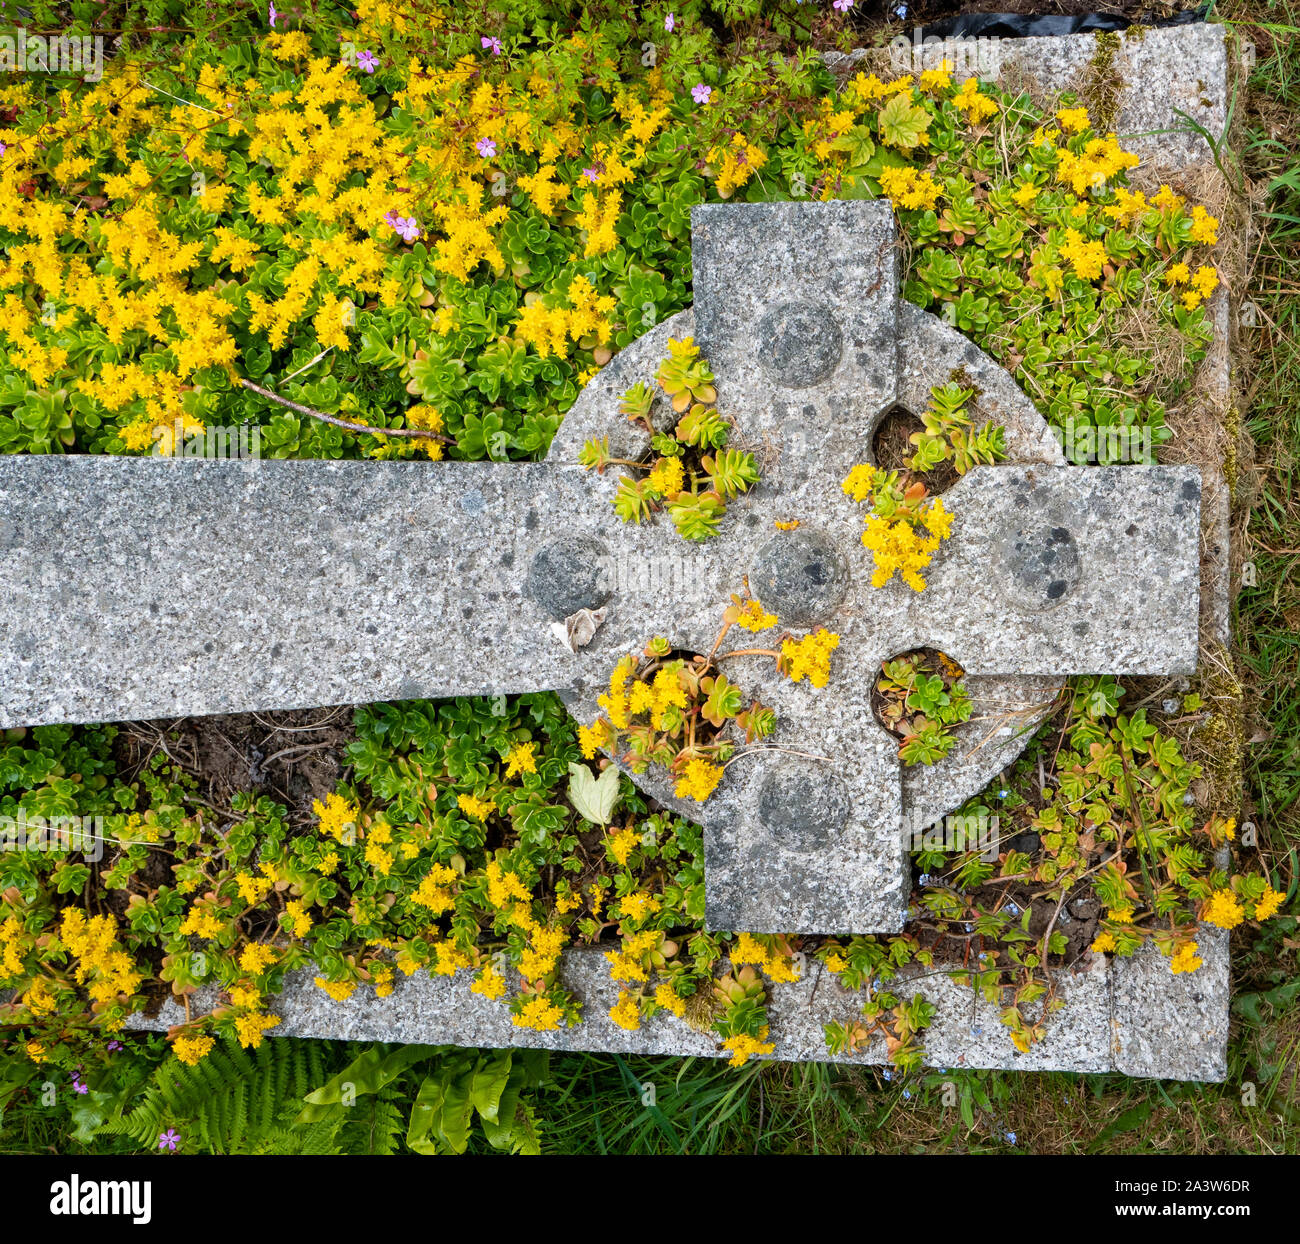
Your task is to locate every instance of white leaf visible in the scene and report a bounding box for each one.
[567,761,621,826]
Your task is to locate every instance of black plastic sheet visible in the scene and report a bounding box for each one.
[917,4,1211,39]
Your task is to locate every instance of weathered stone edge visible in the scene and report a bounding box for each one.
[130,924,1227,1080]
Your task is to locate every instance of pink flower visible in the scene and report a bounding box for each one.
[481,36,502,55]
[833,0,855,10]
[475,136,497,159]
[389,216,420,243]
[581,166,601,183]
[268,3,277,27]
[691,83,712,105]
[158,1128,180,1152]
[355,49,378,73]
[665,12,675,31]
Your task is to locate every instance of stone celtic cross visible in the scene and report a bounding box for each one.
[0,201,1200,935]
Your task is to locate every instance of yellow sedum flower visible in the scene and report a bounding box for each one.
[313,792,358,843]
[1170,941,1202,975]
[723,1029,776,1067]
[654,983,687,1018]
[314,976,356,1002]
[504,741,538,779]
[457,792,495,820]
[1255,888,1284,921]
[674,757,724,803]
[174,1034,215,1065]
[609,990,642,1031]
[513,995,565,1031]
[734,598,777,632]
[472,966,507,1000]
[1202,889,1244,930]
[779,629,839,687]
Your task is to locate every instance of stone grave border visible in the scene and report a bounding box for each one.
[136,22,1244,1081]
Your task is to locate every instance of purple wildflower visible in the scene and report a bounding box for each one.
[395,217,421,243]
[268,3,277,27]
[158,1128,180,1152]
[581,166,601,183]
[481,36,502,55]
[664,12,675,31]
[475,136,497,159]
[691,83,712,105]
[355,49,379,73]
[833,0,855,10]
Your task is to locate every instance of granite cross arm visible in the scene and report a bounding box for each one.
[0,200,1201,936]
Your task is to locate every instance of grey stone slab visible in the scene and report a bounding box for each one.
[1111,925,1230,1081]
[131,929,1228,1080]
[825,24,1229,171]
[0,458,595,724]
[895,464,1202,676]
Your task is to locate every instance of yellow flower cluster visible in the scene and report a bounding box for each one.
[1060,228,1108,280]
[843,462,955,591]
[645,456,686,497]
[234,1012,281,1049]
[1,915,27,977]
[1170,941,1203,975]
[458,792,496,820]
[1202,888,1244,930]
[313,792,359,843]
[239,943,278,976]
[864,507,951,588]
[953,77,999,124]
[174,1034,216,1066]
[472,966,508,1000]
[609,989,643,1030]
[879,165,942,212]
[707,133,769,197]
[1165,262,1220,312]
[779,629,840,687]
[607,825,639,866]
[515,275,616,359]
[734,598,777,632]
[1054,132,1139,196]
[1256,888,1284,921]
[486,860,533,910]
[618,891,662,923]
[284,900,314,937]
[578,719,612,759]
[730,932,802,983]
[505,742,538,778]
[517,922,567,981]
[512,995,565,1031]
[722,1029,776,1068]
[845,72,914,106]
[59,910,143,1011]
[411,863,459,915]
[674,757,724,802]
[314,976,356,1002]
[599,656,689,734]
[606,929,661,982]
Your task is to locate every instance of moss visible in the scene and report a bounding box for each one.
[1079,30,1124,133]
[1187,640,1246,816]
[1222,400,1241,497]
